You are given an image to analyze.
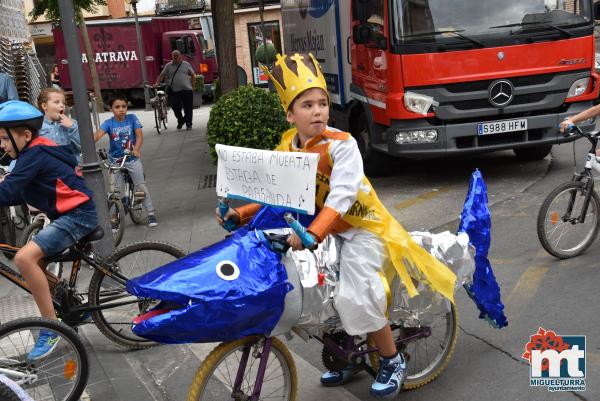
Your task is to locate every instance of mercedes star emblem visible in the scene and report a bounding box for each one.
[498,51,505,60]
[488,79,514,108]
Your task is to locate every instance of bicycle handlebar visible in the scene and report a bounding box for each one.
[98,149,132,171]
[563,124,599,140]
[284,212,317,251]
[216,200,317,251]
[218,199,238,232]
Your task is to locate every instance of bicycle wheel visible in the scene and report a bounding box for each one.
[153,105,162,135]
[108,198,125,247]
[537,181,600,259]
[187,336,297,401]
[369,289,458,390]
[0,317,89,401]
[160,100,168,130]
[126,177,146,225]
[88,241,185,348]
[17,219,44,248]
[129,202,145,225]
[0,379,25,401]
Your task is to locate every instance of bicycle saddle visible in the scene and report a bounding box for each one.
[81,226,104,243]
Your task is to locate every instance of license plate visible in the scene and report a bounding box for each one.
[477,118,527,135]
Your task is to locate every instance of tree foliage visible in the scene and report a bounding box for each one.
[29,0,107,22]
[207,85,289,163]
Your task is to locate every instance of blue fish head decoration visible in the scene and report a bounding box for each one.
[126,224,294,344]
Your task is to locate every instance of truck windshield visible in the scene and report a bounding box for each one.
[392,0,592,45]
[196,33,215,57]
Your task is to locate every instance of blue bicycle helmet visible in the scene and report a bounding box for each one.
[0,100,43,131]
[0,100,44,156]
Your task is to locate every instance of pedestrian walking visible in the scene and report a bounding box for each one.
[155,50,195,131]
[0,72,18,104]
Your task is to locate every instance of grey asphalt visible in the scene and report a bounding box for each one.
[2,104,595,401]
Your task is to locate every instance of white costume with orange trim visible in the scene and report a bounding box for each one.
[289,126,388,334]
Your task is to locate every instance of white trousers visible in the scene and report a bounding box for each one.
[334,229,389,335]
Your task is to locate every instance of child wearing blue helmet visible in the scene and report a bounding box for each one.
[0,100,98,360]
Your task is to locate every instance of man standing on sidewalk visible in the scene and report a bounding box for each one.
[155,50,195,130]
[0,72,18,104]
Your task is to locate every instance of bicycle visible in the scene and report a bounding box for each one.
[146,84,168,135]
[178,214,458,401]
[537,125,600,258]
[0,317,89,401]
[0,226,185,348]
[99,148,148,231]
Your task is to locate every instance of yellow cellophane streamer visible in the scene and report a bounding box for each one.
[276,128,457,303]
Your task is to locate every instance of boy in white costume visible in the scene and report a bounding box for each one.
[217,53,457,397]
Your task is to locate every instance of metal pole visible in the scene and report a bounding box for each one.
[57,0,114,257]
[132,2,151,111]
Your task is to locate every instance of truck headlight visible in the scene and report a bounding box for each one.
[404,91,439,115]
[567,78,589,98]
[395,130,438,144]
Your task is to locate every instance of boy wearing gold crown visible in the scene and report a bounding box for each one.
[217,53,457,397]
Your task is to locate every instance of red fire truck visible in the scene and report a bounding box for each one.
[282,0,600,174]
[54,16,217,106]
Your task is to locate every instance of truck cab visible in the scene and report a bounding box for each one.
[282,0,600,175]
[161,30,218,94]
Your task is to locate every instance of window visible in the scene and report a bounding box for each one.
[247,21,283,86]
[366,0,387,48]
[169,36,196,56]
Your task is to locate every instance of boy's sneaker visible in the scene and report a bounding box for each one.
[370,353,406,398]
[148,214,158,227]
[28,330,60,361]
[320,365,359,387]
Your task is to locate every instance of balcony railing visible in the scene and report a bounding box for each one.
[155,0,206,15]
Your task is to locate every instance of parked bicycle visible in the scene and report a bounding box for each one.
[0,225,185,348]
[0,317,89,401]
[99,148,148,242]
[537,125,600,258]
[146,84,168,135]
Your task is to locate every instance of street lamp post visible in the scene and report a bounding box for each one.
[56,0,114,256]
[128,0,151,111]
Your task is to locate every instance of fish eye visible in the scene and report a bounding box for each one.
[216,260,240,281]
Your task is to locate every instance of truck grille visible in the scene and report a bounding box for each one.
[408,70,590,121]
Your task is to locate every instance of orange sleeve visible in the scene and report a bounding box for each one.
[234,203,262,225]
[307,206,342,243]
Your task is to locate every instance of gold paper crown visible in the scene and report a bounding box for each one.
[262,53,328,111]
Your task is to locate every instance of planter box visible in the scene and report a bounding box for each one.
[193,91,203,108]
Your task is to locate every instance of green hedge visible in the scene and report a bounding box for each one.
[207,85,289,163]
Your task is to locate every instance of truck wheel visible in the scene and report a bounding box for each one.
[513,145,552,161]
[353,115,388,177]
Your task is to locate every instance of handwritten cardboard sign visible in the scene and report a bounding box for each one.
[216,144,319,215]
